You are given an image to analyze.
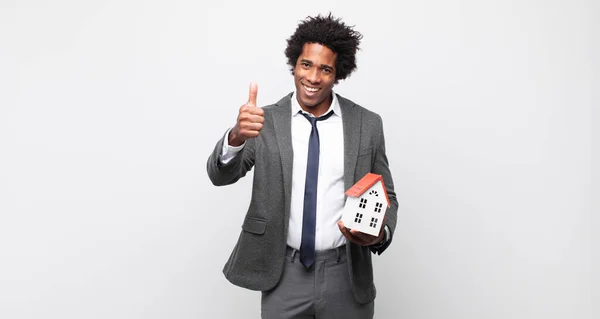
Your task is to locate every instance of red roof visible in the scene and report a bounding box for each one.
[345,173,390,207]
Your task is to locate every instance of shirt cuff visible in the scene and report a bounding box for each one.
[373,225,390,248]
[382,225,390,244]
[220,128,245,165]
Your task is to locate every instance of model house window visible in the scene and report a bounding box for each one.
[374,202,383,213]
[359,198,367,209]
[354,212,363,223]
[370,217,378,228]
[369,190,379,197]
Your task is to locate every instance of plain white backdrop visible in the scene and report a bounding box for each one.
[1,0,596,318]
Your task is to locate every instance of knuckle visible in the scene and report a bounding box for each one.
[239,114,252,123]
[240,104,252,113]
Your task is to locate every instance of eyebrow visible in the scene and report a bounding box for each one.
[300,59,334,71]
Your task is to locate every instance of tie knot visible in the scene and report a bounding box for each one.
[300,111,333,127]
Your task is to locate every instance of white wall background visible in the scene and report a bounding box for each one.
[591,0,599,315]
[0,0,596,318]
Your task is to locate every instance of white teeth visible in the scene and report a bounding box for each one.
[303,85,319,92]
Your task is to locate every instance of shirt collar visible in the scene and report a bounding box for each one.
[291,90,342,118]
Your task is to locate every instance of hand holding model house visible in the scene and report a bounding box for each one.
[338,173,390,246]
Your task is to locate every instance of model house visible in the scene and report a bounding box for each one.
[342,173,390,237]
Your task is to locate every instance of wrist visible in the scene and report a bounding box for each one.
[372,226,389,247]
[228,128,245,146]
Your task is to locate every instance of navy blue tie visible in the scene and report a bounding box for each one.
[299,110,334,269]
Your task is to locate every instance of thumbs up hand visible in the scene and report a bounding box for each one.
[229,82,265,147]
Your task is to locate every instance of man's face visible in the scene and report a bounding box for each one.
[293,43,337,115]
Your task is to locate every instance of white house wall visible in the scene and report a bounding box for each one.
[342,181,388,237]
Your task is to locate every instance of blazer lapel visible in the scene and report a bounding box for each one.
[339,94,361,191]
[271,94,294,213]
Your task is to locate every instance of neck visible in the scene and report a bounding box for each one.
[297,94,333,117]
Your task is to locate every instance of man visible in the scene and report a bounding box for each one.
[207,13,398,319]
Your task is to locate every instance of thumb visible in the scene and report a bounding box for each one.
[248,81,258,106]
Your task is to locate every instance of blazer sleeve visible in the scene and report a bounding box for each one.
[369,115,398,255]
[206,129,256,186]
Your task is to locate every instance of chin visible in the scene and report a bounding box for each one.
[300,98,319,108]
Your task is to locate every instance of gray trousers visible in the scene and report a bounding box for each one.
[261,246,375,319]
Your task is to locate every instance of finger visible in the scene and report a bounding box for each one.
[349,228,378,240]
[349,229,374,241]
[248,105,264,116]
[239,129,260,138]
[338,221,367,245]
[238,113,264,124]
[337,221,351,238]
[248,81,258,106]
[240,122,263,132]
[240,102,264,116]
[349,229,378,245]
[248,114,264,124]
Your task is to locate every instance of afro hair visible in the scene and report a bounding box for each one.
[285,13,363,83]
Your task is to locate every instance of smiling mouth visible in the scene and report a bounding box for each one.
[302,84,320,93]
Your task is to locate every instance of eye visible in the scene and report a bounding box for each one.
[322,68,332,74]
[301,62,310,68]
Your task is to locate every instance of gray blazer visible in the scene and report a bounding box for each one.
[206,93,398,304]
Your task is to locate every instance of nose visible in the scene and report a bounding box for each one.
[306,67,321,84]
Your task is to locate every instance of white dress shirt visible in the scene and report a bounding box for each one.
[221,92,347,250]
